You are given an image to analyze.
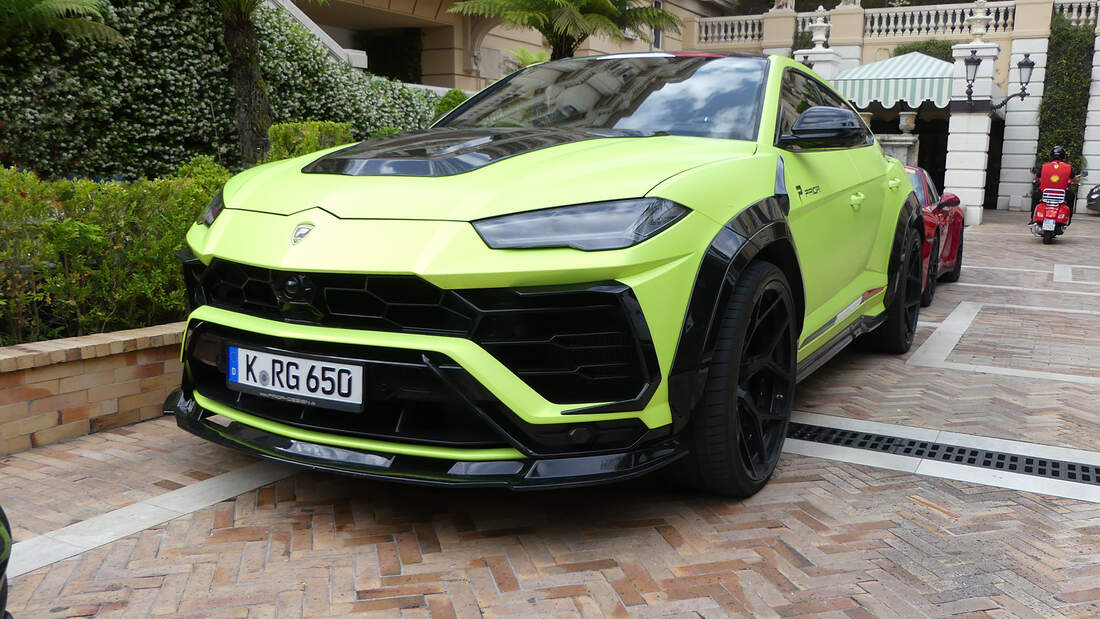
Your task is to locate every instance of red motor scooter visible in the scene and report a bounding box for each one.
[1031,170,1086,244]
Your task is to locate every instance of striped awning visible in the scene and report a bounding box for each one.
[833,52,953,109]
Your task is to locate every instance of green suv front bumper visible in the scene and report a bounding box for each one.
[169,213,716,487]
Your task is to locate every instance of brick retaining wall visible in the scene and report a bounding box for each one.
[0,323,185,456]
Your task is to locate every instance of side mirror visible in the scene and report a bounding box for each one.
[938,192,960,209]
[777,106,865,150]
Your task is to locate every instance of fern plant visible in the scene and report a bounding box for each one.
[450,0,681,60]
[509,45,550,67]
[0,0,120,42]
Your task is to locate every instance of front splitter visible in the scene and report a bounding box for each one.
[166,390,685,490]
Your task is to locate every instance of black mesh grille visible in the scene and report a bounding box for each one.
[183,259,653,405]
[185,323,654,454]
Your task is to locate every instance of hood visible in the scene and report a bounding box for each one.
[301,128,655,177]
[223,129,757,222]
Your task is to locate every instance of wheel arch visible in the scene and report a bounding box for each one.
[667,196,805,431]
[884,192,923,308]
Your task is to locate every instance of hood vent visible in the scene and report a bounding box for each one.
[301,128,656,178]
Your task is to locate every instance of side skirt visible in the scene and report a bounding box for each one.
[795,313,886,383]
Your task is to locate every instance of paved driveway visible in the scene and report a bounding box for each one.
[5,210,1100,617]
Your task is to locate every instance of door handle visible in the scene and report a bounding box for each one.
[850,192,865,210]
[888,178,901,191]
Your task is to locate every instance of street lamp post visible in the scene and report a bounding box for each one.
[964,52,1036,110]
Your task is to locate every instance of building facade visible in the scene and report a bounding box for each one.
[294,0,1100,213]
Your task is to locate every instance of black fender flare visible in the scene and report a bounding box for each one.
[884,192,923,309]
[666,196,805,431]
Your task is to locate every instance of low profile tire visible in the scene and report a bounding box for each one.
[1042,230,1055,244]
[940,231,963,283]
[920,237,939,307]
[676,261,796,497]
[861,224,922,354]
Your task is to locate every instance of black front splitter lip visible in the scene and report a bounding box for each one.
[166,390,685,491]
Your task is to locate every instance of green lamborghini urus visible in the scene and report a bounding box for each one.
[167,53,922,495]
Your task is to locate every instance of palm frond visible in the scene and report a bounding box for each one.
[449,0,681,57]
[0,0,121,42]
[618,5,682,31]
[211,0,265,21]
[54,15,122,41]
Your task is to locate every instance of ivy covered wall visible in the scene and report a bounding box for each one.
[1035,13,1093,173]
[0,1,437,180]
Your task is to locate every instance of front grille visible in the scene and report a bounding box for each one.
[185,323,655,454]
[183,259,656,405]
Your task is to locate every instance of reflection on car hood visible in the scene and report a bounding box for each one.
[302,128,661,178]
[224,131,757,221]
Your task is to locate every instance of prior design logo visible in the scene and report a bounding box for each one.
[292,224,314,245]
[795,184,821,198]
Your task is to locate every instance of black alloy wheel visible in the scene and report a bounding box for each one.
[862,224,922,354]
[677,261,796,497]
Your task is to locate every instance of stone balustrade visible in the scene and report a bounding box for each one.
[697,15,764,44]
[1054,0,1100,27]
[863,1,1016,39]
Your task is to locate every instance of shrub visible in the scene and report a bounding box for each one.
[255,7,437,141]
[1035,13,1093,173]
[508,46,549,68]
[369,127,403,138]
[0,160,228,345]
[267,121,354,162]
[434,88,470,118]
[0,0,238,180]
[892,40,953,63]
[0,1,438,180]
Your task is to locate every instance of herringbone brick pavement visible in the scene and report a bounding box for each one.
[7,210,1100,617]
[9,456,1100,618]
[0,418,255,541]
[796,212,1100,453]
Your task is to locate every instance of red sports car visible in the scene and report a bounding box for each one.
[906,166,964,306]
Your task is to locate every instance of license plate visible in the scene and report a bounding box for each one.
[227,346,364,412]
[1043,219,1057,231]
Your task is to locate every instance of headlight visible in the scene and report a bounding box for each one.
[196,189,225,226]
[472,198,689,251]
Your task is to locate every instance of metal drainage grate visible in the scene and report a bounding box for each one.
[786,423,1100,487]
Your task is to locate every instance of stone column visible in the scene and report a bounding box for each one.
[762,8,797,57]
[827,3,865,72]
[1078,27,1100,213]
[995,0,1053,210]
[945,42,1000,223]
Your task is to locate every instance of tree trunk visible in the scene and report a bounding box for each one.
[222,16,271,166]
[549,35,580,60]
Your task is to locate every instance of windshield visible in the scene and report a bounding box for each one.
[438,54,768,141]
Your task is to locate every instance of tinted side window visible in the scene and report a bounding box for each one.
[907,170,928,205]
[812,78,874,145]
[923,170,941,203]
[777,70,824,137]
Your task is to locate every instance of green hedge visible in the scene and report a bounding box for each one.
[0,1,437,180]
[256,8,437,143]
[1035,13,1093,173]
[892,40,954,63]
[267,121,354,162]
[434,88,470,118]
[0,158,229,345]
